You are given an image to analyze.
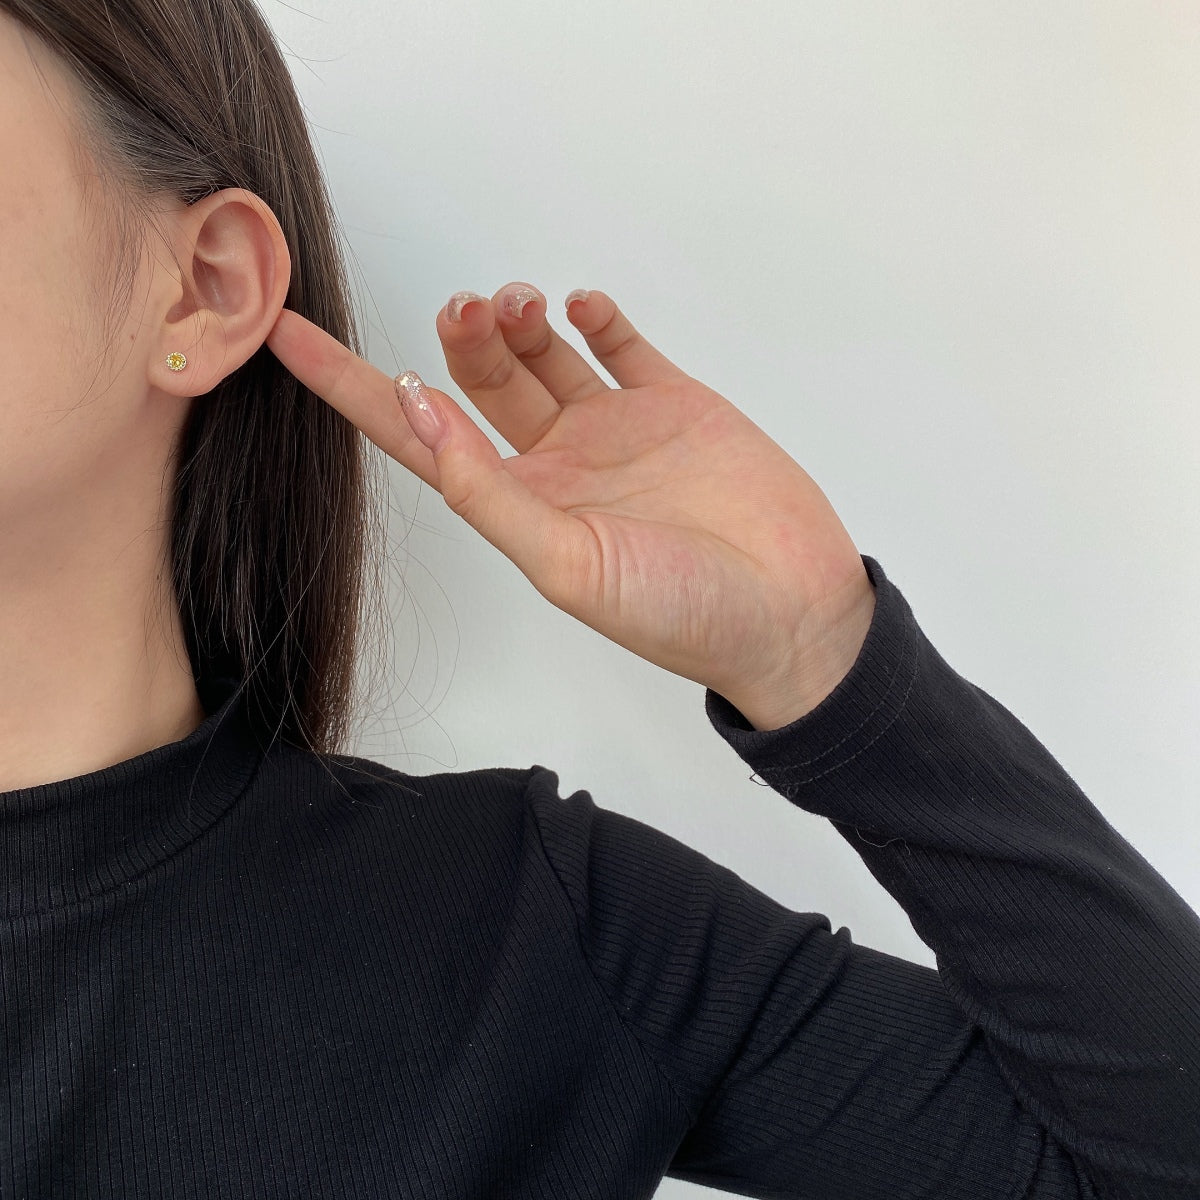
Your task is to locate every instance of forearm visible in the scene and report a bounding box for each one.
[707,554,1200,1197]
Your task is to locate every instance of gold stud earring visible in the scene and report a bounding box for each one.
[166,352,188,372]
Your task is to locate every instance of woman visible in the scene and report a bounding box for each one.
[2,2,1197,1197]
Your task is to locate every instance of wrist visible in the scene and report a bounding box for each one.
[726,583,877,732]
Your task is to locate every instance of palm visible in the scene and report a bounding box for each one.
[503,375,853,696]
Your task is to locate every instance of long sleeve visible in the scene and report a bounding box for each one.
[525,553,1200,1199]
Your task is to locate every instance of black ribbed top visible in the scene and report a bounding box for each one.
[1,555,1196,1199]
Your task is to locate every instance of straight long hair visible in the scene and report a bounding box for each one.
[2,0,392,757]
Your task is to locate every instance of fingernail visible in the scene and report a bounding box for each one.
[565,289,590,313]
[394,370,447,450]
[500,286,540,319]
[446,290,487,323]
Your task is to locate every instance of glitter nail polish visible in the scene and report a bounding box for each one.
[394,370,447,449]
[500,286,540,319]
[447,291,487,323]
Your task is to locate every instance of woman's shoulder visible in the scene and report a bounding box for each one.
[238,742,571,894]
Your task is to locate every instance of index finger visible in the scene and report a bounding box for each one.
[265,308,440,490]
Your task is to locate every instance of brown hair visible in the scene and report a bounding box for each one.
[3,0,393,758]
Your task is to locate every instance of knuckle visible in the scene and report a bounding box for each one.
[439,470,476,520]
[450,349,516,395]
[514,327,555,364]
[327,352,358,402]
[591,308,639,359]
[607,326,641,359]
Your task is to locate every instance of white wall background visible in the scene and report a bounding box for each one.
[261,3,1199,1195]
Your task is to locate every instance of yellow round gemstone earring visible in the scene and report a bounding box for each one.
[166,352,188,372]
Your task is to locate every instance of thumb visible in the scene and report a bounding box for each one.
[395,371,587,607]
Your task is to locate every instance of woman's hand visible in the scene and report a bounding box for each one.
[265,282,876,730]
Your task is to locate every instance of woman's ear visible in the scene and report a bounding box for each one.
[153,188,292,397]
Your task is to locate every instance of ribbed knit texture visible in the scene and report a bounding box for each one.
[1,554,1196,1199]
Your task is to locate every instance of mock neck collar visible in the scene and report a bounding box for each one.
[0,677,265,918]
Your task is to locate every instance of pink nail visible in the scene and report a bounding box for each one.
[447,290,487,323]
[565,289,590,313]
[501,286,540,319]
[395,370,447,450]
